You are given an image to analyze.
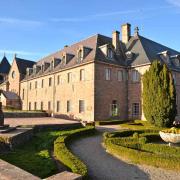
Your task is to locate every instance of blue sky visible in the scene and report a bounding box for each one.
[0,0,180,63]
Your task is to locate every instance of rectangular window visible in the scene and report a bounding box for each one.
[29,102,31,110]
[22,89,25,100]
[132,103,140,116]
[49,77,52,86]
[48,101,51,111]
[132,70,140,82]
[80,69,85,81]
[57,75,60,85]
[29,82,32,90]
[35,81,37,89]
[57,101,60,112]
[41,79,44,88]
[105,68,111,80]
[117,70,123,81]
[67,73,72,83]
[34,102,37,110]
[41,102,43,110]
[79,100,85,113]
[67,100,71,112]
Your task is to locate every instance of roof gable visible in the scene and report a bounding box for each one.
[15,57,35,74]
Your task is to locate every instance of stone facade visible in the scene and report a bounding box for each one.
[0,23,180,122]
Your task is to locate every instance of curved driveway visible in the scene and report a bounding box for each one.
[70,125,180,180]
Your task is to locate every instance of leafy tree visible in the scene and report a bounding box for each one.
[142,60,176,127]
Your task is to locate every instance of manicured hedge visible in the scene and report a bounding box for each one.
[95,120,127,126]
[54,126,95,177]
[104,130,180,171]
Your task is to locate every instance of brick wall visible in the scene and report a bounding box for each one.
[94,62,128,120]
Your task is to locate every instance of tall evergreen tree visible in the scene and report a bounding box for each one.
[142,60,176,127]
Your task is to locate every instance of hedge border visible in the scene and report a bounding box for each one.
[104,130,180,171]
[95,120,128,126]
[54,126,95,177]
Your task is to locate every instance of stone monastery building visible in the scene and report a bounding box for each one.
[0,23,180,122]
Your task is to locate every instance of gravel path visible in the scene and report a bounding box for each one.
[70,125,180,180]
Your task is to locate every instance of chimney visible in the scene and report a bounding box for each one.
[121,23,131,44]
[112,31,121,55]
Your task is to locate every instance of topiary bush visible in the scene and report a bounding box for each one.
[142,61,177,127]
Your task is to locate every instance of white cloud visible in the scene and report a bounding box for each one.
[166,0,180,7]
[0,17,43,26]
[0,49,43,56]
[50,6,172,23]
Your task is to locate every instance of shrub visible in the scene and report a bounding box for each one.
[162,127,180,134]
[54,126,95,177]
[95,120,127,126]
[104,129,180,171]
[142,61,177,127]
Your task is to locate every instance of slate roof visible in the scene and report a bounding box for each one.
[126,35,180,67]
[0,56,11,74]
[15,57,35,74]
[22,31,180,81]
[1,90,19,100]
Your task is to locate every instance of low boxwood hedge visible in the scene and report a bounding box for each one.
[104,129,180,171]
[54,126,95,177]
[95,120,127,126]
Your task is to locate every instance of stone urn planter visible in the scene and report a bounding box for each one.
[159,128,180,145]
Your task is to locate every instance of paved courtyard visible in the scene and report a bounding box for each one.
[4,117,80,127]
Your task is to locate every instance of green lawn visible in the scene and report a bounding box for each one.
[120,120,165,131]
[0,130,75,178]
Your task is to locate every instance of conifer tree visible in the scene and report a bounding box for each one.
[142,60,176,127]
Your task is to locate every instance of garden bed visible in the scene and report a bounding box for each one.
[0,126,95,178]
[104,129,180,171]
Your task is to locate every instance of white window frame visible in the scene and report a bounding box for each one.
[132,70,140,82]
[117,70,123,81]
[132,103,140,116]
[105,68,111,81]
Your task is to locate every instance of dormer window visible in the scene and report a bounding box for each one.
[62,55,66,65]
[51,61,54,70]
[99,44,114,60]
[78,49,83,62]
[107,48,113,59]
[41,65,44,72]
[61,52,74,65]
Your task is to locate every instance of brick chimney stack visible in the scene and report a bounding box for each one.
[121,23,131,44]
[112,30,121,56]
